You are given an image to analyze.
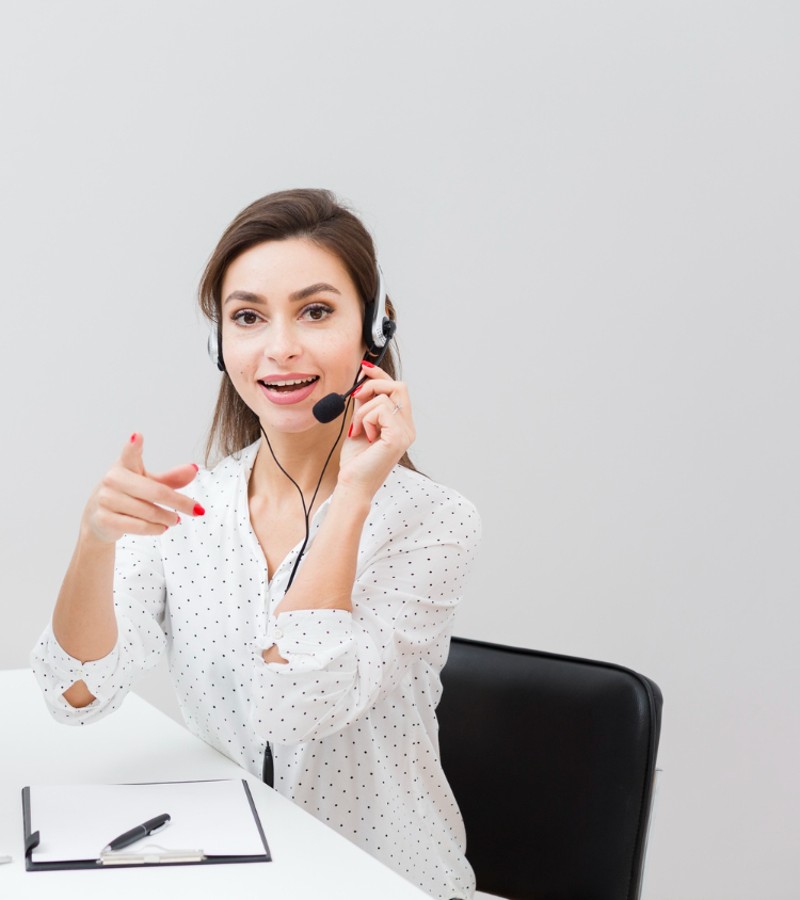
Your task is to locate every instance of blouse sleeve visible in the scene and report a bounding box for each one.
[250,493,481,744]
[30,534,168,724]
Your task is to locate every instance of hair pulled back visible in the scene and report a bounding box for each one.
[198,189,412,469]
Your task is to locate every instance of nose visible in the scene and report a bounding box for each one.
[264,317,301,363]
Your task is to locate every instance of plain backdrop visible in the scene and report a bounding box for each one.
[1,3,798,898]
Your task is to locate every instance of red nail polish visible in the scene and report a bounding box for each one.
[353,384,363,395]
[191,463,199,472]
[347,423,354,437]
[176,515,182,525]
[193,503,205,516]
[130,433,137,443]
[361,360,375,368]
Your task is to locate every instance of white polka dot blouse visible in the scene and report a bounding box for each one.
[32,439,481,900]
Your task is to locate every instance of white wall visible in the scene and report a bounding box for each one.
[2,3,798,898]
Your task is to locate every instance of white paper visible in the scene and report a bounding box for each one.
[28,780,267,863]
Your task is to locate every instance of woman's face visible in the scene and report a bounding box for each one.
[220,237,365,434]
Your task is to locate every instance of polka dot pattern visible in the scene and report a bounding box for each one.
[32,439,481,899]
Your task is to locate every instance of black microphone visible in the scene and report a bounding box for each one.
[313,389,352,424]
[312,324,395,423]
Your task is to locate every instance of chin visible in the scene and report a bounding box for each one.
[257,410,323,435]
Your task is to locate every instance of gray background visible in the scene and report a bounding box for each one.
[2,2,798,898]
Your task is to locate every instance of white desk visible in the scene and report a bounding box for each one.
[0,669,431,900]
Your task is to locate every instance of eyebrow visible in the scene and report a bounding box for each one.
[223,283,342,306]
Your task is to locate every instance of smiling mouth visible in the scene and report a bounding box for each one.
[259,376,320,393]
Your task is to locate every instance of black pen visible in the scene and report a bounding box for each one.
[102,813,171,853]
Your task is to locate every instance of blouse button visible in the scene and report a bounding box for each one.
[273,627,284,640]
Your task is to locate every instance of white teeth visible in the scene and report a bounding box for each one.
[262,377,317,387]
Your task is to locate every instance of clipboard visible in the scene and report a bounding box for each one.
[22,779,271,870]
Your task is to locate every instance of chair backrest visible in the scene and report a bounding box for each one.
[438,637,662,900]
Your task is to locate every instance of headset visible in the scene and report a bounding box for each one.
[207,264,393,373]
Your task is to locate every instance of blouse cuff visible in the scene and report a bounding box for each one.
[44,628,120,704]
[264,609,353,671]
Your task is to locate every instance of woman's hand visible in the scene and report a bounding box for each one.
[82,433,203,544]
[337,362,416,498]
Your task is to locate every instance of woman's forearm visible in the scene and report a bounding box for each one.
[52,528,119,704]
[276,485,371,615]
[262,486,371,664]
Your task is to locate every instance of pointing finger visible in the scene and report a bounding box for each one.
[103,467,204,518]
[151,463,201,491]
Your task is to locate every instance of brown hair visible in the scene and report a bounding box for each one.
[198,188,415,470]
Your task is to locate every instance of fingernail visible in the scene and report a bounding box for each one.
[130,433,137,443]
[175,514,182,525]
[347,423,354,438]
[193,503,205,516]
[361,361,375,368]
[353,385,363,395]
[190,463,199,472]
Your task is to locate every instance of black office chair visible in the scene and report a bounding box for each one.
[438,636,662,900]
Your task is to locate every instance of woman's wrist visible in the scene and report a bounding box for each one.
[329,482,373,522]
[77,522,119,556]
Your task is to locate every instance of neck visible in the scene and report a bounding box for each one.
[251,415,349,503]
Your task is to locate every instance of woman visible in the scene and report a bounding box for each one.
[32,189,480,899]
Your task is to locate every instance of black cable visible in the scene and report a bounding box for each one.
[257,394,351,791]
[258,393,352,592]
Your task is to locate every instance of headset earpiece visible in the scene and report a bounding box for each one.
[363,265,391,356]
[208,321,225,372]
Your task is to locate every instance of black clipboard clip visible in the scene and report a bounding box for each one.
[99,845,206,865]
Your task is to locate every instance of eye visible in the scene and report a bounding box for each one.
[232,309,261,327]
[302,303,333,321]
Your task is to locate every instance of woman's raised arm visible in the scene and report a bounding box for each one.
[52,433,201,707]
[262,363,414,661]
